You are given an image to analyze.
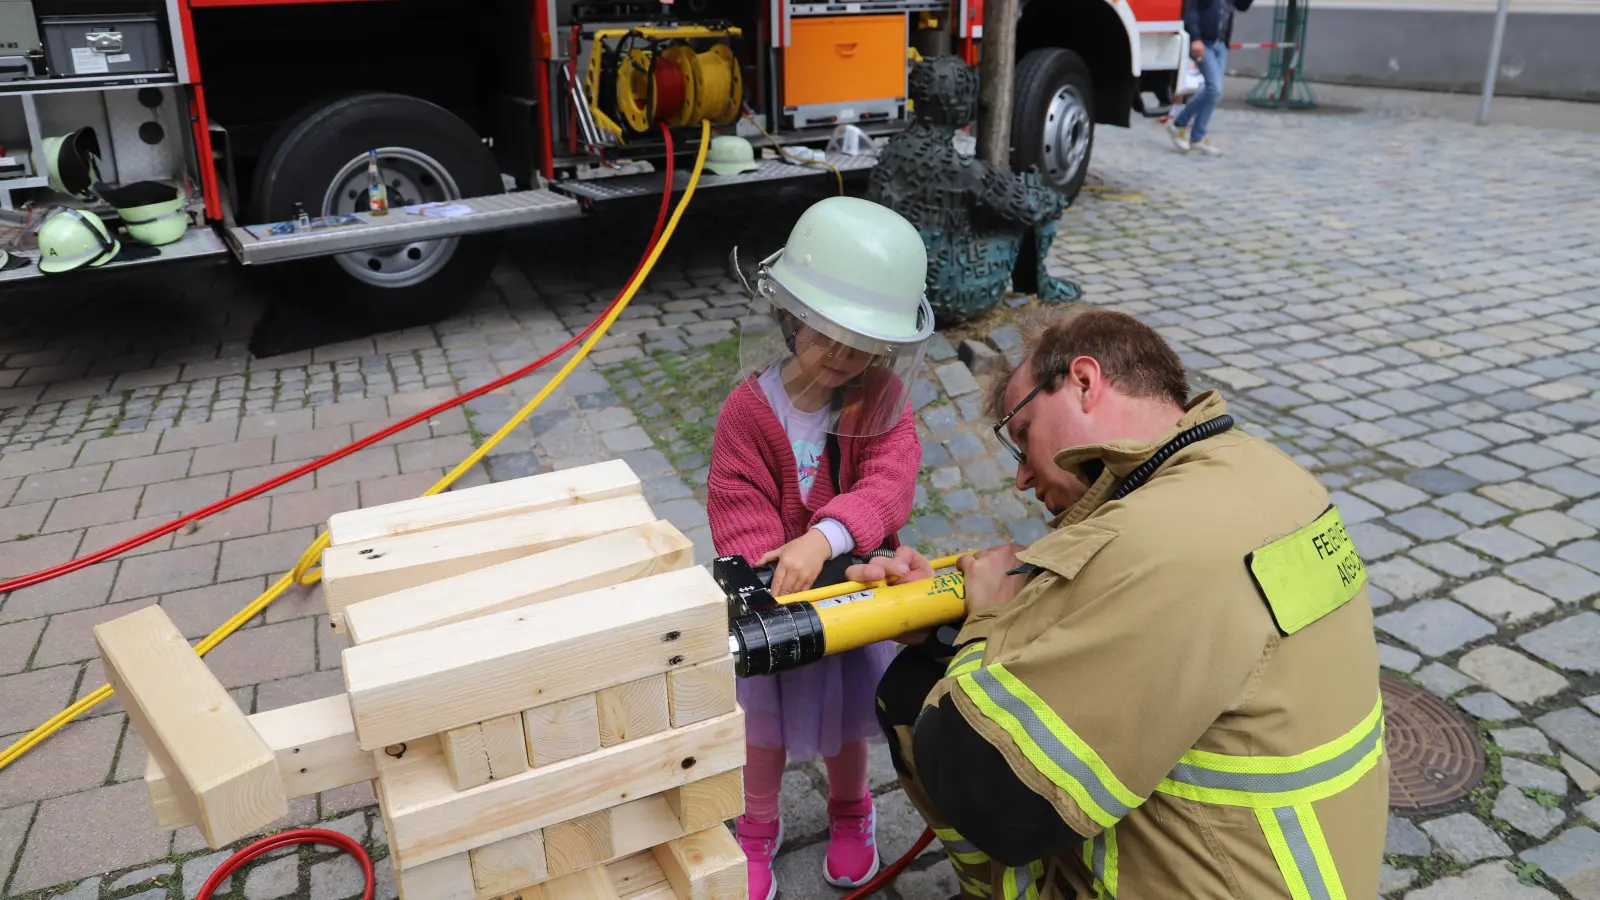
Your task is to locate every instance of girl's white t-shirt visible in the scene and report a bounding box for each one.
[757,365,855,559]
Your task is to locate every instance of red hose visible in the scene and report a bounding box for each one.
[0,124,678,596]
[197,828,374,900]
[844,828,936,900]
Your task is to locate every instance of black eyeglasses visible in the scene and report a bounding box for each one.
[993,380,1048,464]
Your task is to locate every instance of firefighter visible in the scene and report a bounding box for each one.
[852,306,1388,899]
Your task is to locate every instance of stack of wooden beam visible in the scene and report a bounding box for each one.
[97,459,748,900]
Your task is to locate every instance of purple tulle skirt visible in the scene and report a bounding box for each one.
[737,639,899,762]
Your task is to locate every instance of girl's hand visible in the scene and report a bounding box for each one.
[758,529,833,596]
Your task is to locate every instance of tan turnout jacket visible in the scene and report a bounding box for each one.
[926,390,1388,899]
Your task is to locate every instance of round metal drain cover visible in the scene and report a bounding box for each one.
[1382,674,1486,810]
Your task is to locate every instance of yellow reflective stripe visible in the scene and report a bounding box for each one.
[953,866,994,898]
[1156,698,1384,808]
[934,827,992,867]
[1082,827,1119,899]
[946,641,987,678]
[948,658,984,678]
[1255,805,1344,900]
[1002,861,1044,900]
[1247,504,1367,635]
[957,664,1142,828]
[1298,802,1348,900]
[1256,807,1313,900]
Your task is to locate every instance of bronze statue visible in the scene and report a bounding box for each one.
[865,55,1079,324]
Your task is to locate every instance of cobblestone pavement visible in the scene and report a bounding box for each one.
[0,81,1596,900]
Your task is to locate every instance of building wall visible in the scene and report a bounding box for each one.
[1227,0,1600,102]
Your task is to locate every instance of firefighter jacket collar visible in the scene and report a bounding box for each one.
[1045,389,1229,530]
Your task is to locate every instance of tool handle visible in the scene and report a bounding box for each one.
[813,570,968,656]
[775,552,967,605]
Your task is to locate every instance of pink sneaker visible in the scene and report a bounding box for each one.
[736,815,783,900]
[823,796,881,887]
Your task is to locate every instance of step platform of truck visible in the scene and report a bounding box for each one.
[0,148,873,283]
[548,150,879,207]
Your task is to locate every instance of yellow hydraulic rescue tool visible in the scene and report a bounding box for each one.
[717,553,969,677]
[585,25,744,146]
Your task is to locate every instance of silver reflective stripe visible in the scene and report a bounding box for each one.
[1090,835,1114,898]
[1274,807,1332,900]
[966,668,1135,820]
[1006,864,1037,900]
[1166,716,1383,794]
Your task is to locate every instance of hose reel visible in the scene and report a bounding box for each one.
[586,25,744,146]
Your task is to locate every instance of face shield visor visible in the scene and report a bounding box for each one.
[731,246,934,438]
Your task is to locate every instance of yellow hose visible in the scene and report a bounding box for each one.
[0,120,715,773]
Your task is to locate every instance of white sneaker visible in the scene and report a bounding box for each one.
[1191,139,1222,156]
[1165,121,1190,152]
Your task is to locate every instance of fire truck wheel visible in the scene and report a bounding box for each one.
[1010,48,1095,202]
[250,92,502,330]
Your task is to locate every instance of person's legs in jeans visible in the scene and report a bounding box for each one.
[1187,41,1228,143]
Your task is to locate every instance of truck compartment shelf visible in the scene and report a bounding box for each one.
[0,224,228,285]
[224,189,581,265]
[550,151,878,205]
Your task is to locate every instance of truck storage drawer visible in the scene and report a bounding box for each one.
[42,13,165,77]
[783,14,906,108]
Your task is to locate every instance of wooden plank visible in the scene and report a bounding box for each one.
[444,715,532,791]
[534,866,620,900]
[381,709,745,868]
[651,825,745,900]
[543,810,613,878]
[344,522,696,644]
[327,459,641,546]
[665,770,744,833]
[664,658,736,730]
[323,495,657,633]
[396,852,477,900]
[343,566,728,750]
[94,605,287,848]
[544,794,686,881]
[609,852,668,898]
[470,830,548,899]
[597,676,670,748]
[524,696,601,767]
[145,694,376,829]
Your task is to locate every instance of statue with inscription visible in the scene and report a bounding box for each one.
[865,54,1079,325]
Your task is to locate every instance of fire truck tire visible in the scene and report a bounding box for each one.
[250,92,501,330]
[1010,48,1095,202]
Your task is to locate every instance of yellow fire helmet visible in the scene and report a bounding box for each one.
[37,207,120,274]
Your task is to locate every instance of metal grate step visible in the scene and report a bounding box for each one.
[0,225,229,285]
[225,189,582,265]
[551,152,879,205]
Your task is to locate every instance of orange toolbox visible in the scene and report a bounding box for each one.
[782,14,908,109]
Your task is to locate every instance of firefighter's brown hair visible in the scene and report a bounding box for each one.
[983,306,1190,419]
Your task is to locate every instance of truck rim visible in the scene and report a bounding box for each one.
[1042,84,1090,187]
[321,147,462,289]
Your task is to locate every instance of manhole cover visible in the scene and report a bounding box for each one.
[1382,674,1486,810]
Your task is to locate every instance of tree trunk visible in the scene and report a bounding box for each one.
[976,0,1020,170]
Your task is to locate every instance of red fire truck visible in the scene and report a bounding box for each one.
[0,0,1188,327]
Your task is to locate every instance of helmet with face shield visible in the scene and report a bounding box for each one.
[731,196,934,438]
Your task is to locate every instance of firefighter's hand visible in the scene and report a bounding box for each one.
[758,529,833,597]
[845,545,935,586]
[959,544,1031,615]
[846,546,938,644]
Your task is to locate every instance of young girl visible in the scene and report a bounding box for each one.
[708,196,934,900]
